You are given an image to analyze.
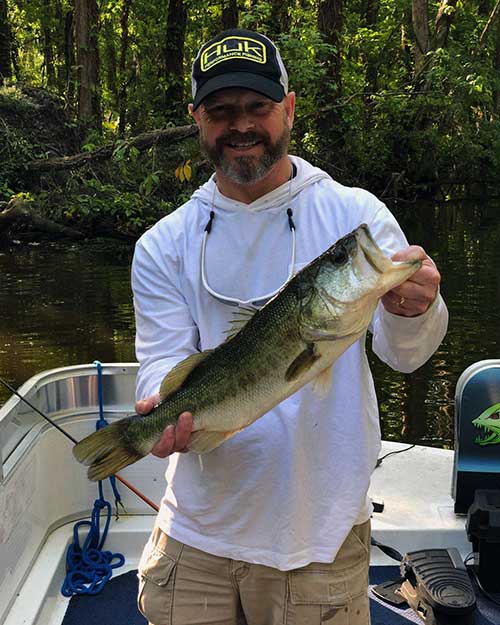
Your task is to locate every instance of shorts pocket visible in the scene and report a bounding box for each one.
[288,553,368,605]
[137,545,177,625]
[286,524,370,624]
[287,565,369,624]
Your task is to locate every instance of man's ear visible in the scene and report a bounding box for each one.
[284,92,296,129]
[189,103,201,127]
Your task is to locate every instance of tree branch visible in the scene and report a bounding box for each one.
[476,0,500,53]
[0,197,84,240]
[27,124,199,173]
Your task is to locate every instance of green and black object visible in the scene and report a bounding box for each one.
[372,548,476,624]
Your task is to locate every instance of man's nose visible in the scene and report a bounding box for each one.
[228,107,255,132]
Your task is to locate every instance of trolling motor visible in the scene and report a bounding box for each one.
[373,548,476,624]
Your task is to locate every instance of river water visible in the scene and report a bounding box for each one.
[0,201,498,448]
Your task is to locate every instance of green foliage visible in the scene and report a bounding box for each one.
[0,85,36,112]
[58,178,173,232]
[1,0,500,233]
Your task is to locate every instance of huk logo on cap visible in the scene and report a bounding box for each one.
[201,36,267,72]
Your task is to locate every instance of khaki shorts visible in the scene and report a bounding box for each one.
[138,520,371,625]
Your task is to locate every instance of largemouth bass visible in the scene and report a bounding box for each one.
[74,224,421,481]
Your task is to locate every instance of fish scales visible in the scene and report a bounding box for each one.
[73,224,421,481]
[145,286,304,434]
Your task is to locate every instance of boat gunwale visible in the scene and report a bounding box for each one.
[0,363,139,481]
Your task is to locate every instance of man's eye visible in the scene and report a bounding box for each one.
[250,101,273,114]
[206,106,232,118]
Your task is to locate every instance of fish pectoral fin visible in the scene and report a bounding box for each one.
[160,350,213,401]
[187,428,244,454]
[285,344,320,382]
[311,364,333,398]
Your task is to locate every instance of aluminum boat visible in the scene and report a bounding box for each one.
[0,363,489,625]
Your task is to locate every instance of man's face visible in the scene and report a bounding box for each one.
[191,88,295,184]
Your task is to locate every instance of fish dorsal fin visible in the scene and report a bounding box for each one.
[311,364,333,398]
[222,307,257,342]
[159,351,212,401]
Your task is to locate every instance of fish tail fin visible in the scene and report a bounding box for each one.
[73,418,144,482]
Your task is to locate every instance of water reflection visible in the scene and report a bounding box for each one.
[0,240,137,406]
[368,200,500,448]
[0,201,499,448]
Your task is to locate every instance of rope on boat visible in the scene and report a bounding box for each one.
[61,361,125,596]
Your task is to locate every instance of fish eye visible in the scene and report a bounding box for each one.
[331,246,348,265]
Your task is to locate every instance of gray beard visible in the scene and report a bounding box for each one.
[201,125,291,184]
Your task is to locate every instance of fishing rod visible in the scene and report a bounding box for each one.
[0,376,159,513]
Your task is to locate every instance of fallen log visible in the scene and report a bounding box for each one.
[27,125,199,173]
[0,198,85,240]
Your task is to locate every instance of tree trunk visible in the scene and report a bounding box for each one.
[221,0,238,30]
[434,0,458,50]
[317,0,344,149]
[0,0,11,84]
[363,0,380,120]
[412,0,430,76]
[400,5,414,80]
[64,6,76,108]
[104,18,118,103]
[0,198,84,241]
[164,0,188,121]
[494,11,500,114]
[269,0,290,38]
[118,0,132,135]
[74,0,101,130]
[41,0,56,88]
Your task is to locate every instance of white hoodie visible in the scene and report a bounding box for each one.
[132,156,448,570]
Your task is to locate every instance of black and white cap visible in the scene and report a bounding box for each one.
[191,29,289,110]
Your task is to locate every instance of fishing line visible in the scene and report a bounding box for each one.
[0,375,159,512]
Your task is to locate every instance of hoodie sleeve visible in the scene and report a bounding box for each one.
[132,231,200,401]
[367,203,449,373]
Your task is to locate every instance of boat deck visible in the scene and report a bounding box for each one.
[2,442,475,625]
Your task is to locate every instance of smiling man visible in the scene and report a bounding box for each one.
[194,88,293,190]
[133,29,448,625]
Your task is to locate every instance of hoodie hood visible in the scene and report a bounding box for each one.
[191,155,331,213]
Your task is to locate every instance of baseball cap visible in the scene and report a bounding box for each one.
[191,29,289,110]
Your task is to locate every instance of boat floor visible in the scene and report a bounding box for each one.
[2,443,492,625]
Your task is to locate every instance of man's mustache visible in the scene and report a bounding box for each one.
[215,131,270,148]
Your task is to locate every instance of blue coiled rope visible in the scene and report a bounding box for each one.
[61,361,126,597]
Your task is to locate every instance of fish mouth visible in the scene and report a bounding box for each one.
[354,223,421,286]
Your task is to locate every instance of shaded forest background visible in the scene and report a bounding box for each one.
[0,0,499,239]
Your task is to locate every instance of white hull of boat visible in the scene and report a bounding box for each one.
[0,364,470,625]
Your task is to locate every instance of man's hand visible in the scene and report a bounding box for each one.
[135,394,193,457]
[381,246,441,317]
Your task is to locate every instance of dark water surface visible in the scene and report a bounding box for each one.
[0,201,499,448]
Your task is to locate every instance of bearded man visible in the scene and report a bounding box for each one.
[133,28,448,625]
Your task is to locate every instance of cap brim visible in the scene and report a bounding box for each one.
[192,72,285,110]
